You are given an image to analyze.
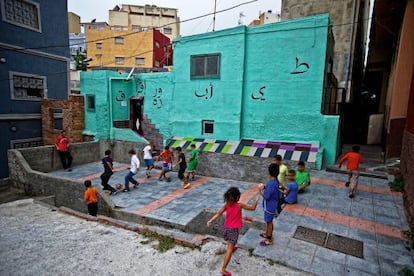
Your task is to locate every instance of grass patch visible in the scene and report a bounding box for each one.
[399,267,414,276]
[142,231,175,253]
[389,175,404,192]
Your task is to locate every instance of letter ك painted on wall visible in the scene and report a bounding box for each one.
[136,80,146,95]
[153,88,163,109]
[115,90,125,102]
[290,57,310,74]
[251,86,266,101]
[195,82,213,100]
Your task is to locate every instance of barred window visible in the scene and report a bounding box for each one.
[1,0,41,32]
[10,72,46,100]
[191,54,220,79]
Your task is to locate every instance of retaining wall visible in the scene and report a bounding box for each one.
[401,130,414,230]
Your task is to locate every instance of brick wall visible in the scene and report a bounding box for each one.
[41,95,84,145]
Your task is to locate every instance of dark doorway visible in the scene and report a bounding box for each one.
[130,97,144,136]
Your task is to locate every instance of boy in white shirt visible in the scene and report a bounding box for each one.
[142,143,154,178]
[124,149,140,192]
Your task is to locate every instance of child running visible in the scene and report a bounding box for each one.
[296,161,311,192]
[123,149,140,192]
[207,187,260,276]
[258,163,280,246]
[100,150,117,195]
[158,146,174,181]
[277,169,299,213]
[142,142,154,178]
[186,144,200,181]
[84,180,98,216]
[338,145,364,198]
[173,147,190,189]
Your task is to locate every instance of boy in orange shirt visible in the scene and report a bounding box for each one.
[338,145,363,198]
[84,180,98,216]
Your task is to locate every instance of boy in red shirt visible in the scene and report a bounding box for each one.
[55,130,73,171]
[338,145,363,198]
[158,146,174,181]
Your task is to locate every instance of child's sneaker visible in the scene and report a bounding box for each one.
[183,183,190,189]
[345,181,350,187]
[259,239,273,246]
[145,171,150,178]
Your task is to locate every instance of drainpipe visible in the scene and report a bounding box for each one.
[345,0,358,101]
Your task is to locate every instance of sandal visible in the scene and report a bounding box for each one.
[259,232,267,238]
[233,245,239,252]
[260,239,273,246]
[221,271,232,276]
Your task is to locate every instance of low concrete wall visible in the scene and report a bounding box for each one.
[17,141,100,173]
[99,140,147,164]
[196,151,314,183]
[401,130,414,230]
[7,149,113,216]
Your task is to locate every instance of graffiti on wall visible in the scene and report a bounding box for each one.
[115,90,126,102]
[136,80,146,95]
[195,82,213,100]
[251,86,266,101]
[153,88,163,109]
[290,57,310,74]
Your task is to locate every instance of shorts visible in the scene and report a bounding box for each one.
[349,170,359,189]
[162,162,172,172]
[264,211,275,223]
[178,167,186,180]
[187,160,198,172]
[144,159,154,167]
[223,228,239,244]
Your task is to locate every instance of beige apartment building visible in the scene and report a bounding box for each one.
[109,4,180,41]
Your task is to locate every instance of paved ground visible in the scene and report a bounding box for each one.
[49,162,414,275]
[0,199,305,276]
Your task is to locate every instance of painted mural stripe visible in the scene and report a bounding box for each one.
[221,144,232,154]
[198,142,208,151]
[183,137,194,141]
[210,143,220,152]
[300,151,310,162]
[233,143,245,155]
[284,150,293,160]
[215,141,227,153]
[310,147,319,152]
[283,204,407,241]
[240,146,251,156]
[254,148,264,157]
[133,177,210,216]
[261,148,272,158]
[269,148,279,158]
[291,151,302,161]
[311,177,400,196]
[182,141,192,150]
[203,143,214,151]
[308,152,317,162]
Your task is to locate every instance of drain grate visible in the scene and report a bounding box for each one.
[326,233,364,258]
[293,226,327,246]
[293,226,364,258]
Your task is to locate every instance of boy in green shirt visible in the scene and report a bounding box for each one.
[295,161,311,192]
[186,144,201,181]
[274,154,288,188]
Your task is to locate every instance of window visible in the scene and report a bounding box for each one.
[114,36,124,44]
[163,27,172,35]
[111,26,127,31]
[96,43,102,49]
[10,71,46,100]
[132,25,142,31]
[51,108,63,130]
[86,94,95,111]
[202,120,214,136]
[155,41,160,48]
[10,137,43,149]
[135,57,145,65]
[115,57,125,65]
[154,60,160,67]
[191,54,220,79]
[1,0,41,32]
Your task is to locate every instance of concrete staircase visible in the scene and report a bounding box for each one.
[0,179,27,204]
[141,115,164,154]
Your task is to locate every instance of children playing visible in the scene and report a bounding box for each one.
[142,142,154,178]
[338,145,364,198]
[158,146,174,181]
[84,180,98,216]
[277,169,299,213]
[123,149,140,192]
[186,144,200,181]
[100,150,117,195]
[207,187,260,276]
[258,163,280,246]
[173,147,190,189]
[274,154,288,188]
[295,161,311,192]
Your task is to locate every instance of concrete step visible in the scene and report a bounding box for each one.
[0,188,28,205]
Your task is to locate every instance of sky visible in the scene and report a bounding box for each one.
[68,0,282,36]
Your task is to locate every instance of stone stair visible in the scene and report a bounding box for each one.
[141,115,164,154]
[0,179,28,204]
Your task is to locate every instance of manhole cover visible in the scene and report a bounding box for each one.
[326,233,364,258]
[293,226,327,246]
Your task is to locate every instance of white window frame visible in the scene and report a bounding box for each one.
[202,120,214,136]
[1,0,42,32]
[115,57,125,65]
[135,57,145,65]
[114,36,124,44]
[9,71,47,101]
[96,43,102,49]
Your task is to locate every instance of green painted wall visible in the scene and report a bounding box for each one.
[81,14,340,165]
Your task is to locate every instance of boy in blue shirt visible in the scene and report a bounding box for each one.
[277,169,299,213]
[258,163,279,246]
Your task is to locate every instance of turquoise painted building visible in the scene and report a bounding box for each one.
[81,14,340,168]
